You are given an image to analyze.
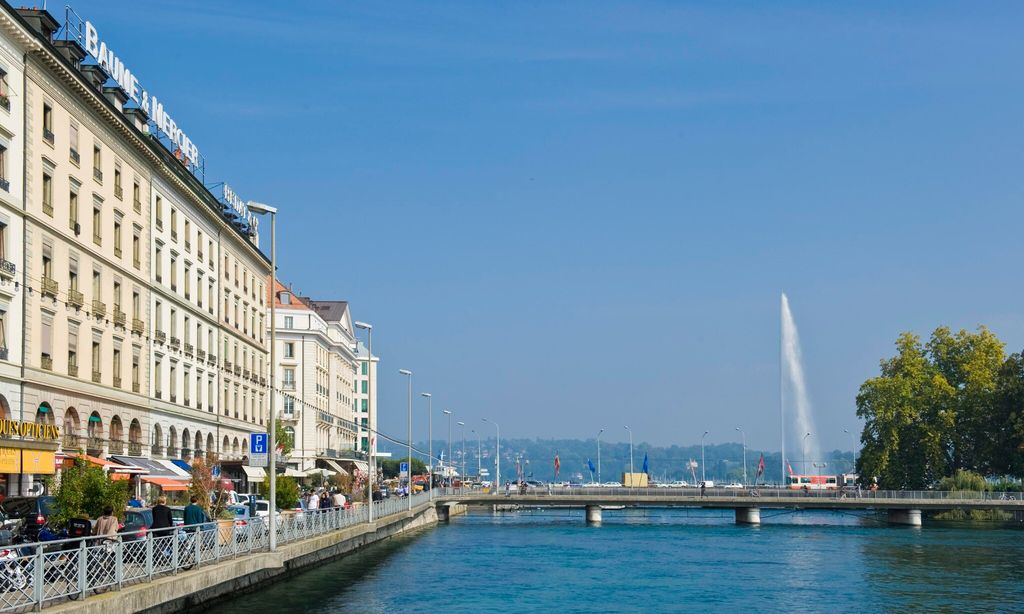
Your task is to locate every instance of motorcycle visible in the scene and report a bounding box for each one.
[0,530,28,592]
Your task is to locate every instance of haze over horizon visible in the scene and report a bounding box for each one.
[80,1,1024,451]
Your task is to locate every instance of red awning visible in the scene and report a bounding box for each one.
[142,476,189,491]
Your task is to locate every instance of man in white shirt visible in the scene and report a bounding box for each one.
[307,491,319,510]
[332,490,345,508]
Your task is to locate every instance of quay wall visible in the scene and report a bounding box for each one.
[46,503,439,614]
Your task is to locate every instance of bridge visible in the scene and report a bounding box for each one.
[434,487,1024,526]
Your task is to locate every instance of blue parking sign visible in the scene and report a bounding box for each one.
[252,433,268,454]
[400,462,409,473]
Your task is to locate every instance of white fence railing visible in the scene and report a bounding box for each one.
[0,492,432,612]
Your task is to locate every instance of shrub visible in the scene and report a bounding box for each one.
[259,475,299,510]
[48,459,130,525]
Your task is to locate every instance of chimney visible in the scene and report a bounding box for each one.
[123,106,150,132]
[102,85,129,112]
[79,64,108,91]
[15,9,59,41]
[52,39,87,68]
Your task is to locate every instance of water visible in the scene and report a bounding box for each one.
[213,509,1024,613]
[781,293,820,475]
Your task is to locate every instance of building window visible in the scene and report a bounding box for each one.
[0,144,8,192]
[155,196,163,229]
[170,256,177,291]
[154,246,162,282]
[113,220,122,258]
[114,166,123,199]
[113,348,121,387]
[42,103,53,143]
[69,121,79,164]
[283,316,293,329]
[68,189,78,232]
[132,234,140,269]
[283,368,295,389]
[170,208,177,241]
[184,264,191,299]
[133,181,141,213]
[284,342,294,358]
[92,145,102,183]
[42,172,53,216]
[184,220,190,250]
[132,353,139,391]
[92,206,101,245]
[154,358,162,398]
[91,341,100,381]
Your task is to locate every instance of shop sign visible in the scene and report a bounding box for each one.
[0,420,60,441]
[21,450,55,475]
[0,448,20,473]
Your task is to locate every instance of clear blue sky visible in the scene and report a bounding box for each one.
[80,1,1024,452]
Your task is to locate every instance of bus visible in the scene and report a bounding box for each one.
[788,473,859,490]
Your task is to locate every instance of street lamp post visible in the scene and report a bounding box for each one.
[597,428,604,484]
[624,426,634,483]
[457,421,465,492]
[843,428,857,473]
[247,200,278,551]
[736,427,747,485]
[421,393,432,499]
[701,431,709,483]
[483,418,499,491]
[803,432,812,475]
[471,429,481,478]
[354,321,373,522]
[443,410,453,489]
[399,369,413,511]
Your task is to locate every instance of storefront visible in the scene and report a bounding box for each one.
[0,419,61,500]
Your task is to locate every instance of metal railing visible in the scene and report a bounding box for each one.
[0,493,432,612]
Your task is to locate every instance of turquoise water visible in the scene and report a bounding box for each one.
[213,509,1024,613]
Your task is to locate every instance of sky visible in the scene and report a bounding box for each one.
[77,1,1024,453]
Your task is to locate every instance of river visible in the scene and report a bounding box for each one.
[211,508,1024,612]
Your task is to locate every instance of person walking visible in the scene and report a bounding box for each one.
[151,496,174,536]
[184,496,208,531]
[94,506,119,537]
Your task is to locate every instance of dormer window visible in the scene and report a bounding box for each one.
[279,292,291,305]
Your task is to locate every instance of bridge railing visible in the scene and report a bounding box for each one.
[438,485,1023,502]
[0,492,433,613]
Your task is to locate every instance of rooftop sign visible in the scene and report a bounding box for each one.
[221,183,259,236]
[82,20,201,171]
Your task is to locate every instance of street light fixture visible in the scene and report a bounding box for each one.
[443,410,453,488]
[421,393,432,499]
[471,429,481,478]
[399,369,413,511]
[247,200,278,551]
[624,426,634,483]
[354,321,374,521]
[597,428,604,484]
[844,428,857,473]
[457,421,465,491]
[736,426,747,486]
[483,418,500,491]
[701,431,709,483]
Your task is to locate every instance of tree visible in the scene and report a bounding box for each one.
[275,419,293,455]
[48,459,130,525]
[378,458,426,479]
[189,455,231,519]
[991,351,1024,477]
[259,475,300,509]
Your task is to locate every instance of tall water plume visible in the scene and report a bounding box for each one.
[780,293,819,478]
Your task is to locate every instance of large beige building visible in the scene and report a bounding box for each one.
[0,6,272,495]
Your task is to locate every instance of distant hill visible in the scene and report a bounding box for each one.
[379,437,855,484]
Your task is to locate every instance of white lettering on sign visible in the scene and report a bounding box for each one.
[84,20,200,167]
[222,184,259,233]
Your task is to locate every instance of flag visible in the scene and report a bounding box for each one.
[642,453,649,475]
[787,462,794,476]
[757,453,765,477]
[554,454,561,478]
[587,458,596,474]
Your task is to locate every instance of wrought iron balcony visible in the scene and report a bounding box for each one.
[224,360,233,371]
[69,148,80,165]
[91,370,101,383]
[42,201,53,216]
[113,375,122,388]
[132,318,145,335]
[184,343,194,357]
[68,364,78,377]
[243,369,251,380]
[93,167,102,182]
[107,440,124,454]
[0,347,8,361]
[114,246,122,258]
[155,331,167,344]
[133,198,141,213]
[114,185,123,200]
[128,442,142,456]
[41,355,52,370]
[41,277,58,298]
[169,336,180,350]
[132,381,140,393]
[62,434,80,450]
[43,128,54,144]
[233,365,241,376]
[0,259,13,279]
[86,437,103,455]
[91,300,106,318]
[113,310,126,327]
[197,349,206,362]
[0,178,9,192]
[150,444,163,457]
[208,353,217,365]
[67,289,84,309]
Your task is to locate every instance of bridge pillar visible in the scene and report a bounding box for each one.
[585,505,602,525]
[735,507,761,525]
[888,509,922,527]
[437,505,450,523]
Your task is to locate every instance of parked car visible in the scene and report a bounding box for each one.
[120,507,153,542]
[1,496,57,541]
[723,482,744,490]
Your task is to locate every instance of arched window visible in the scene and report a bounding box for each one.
[87,412,103,453]
[129,419,142,455]
[222,435,230,457]
[0,395,11,420]
[168,426,178,457]
[284,426,295,445]
[109,416,124,454]
[232,437,239,456]
[35,402,54,426]
[194,431,203,457]
[207,433,215,457]
[63,407,80,450]
[181,429,190,457]
[153,424,164,457]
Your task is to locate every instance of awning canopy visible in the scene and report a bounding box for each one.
[241,466,266,483]
[110,456,180,478]
[283,468,306,478]
[142,476,188,491]
[318,458,349,476]
[158,460,191,478]
[170,459,192,473]
[70,454,148,475]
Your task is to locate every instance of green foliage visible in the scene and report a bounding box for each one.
[259,475,300,509]
[188,455,230,518]
[275,419,293,455]
[378,458,426,479]
[858,326,1024,488]
[938,469,988,492]
[48,459,130,526]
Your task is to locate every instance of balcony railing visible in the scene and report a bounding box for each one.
[0,259,15,279]
[243,369,251,380]
[283,381,296,391]
[208,353,217,365]
[181,448,191,459]
[113,375,122,388]
[93,167,102,182]
[41,277,58,298]
[113,310,126,327]
[184,343,194,357]
[150,444,163,457]
[69,148,79,165]
[91,300,106,318]
[114,245,122,258]
[68,364,78,377]
[224,360,233,372]
[128,442,142,456]
[132,381,140,393]
[0,178,9,192]
[197,349,206,362]
[67,289,84,309]
[155,331,166,344]
[107,440,124,454]
[233,365,241,376]
[0,347,7,361]
[62,434,80,450]
[86,438,103,456]
[43,200,53,216]
[133,198,141,213]
[132,318,144,335]
[0,94,8,110]
[40,356,52,371]
[43,128,54,144]
[114,185,123,200]
[91,370,101,383]
[169,336,180,350]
